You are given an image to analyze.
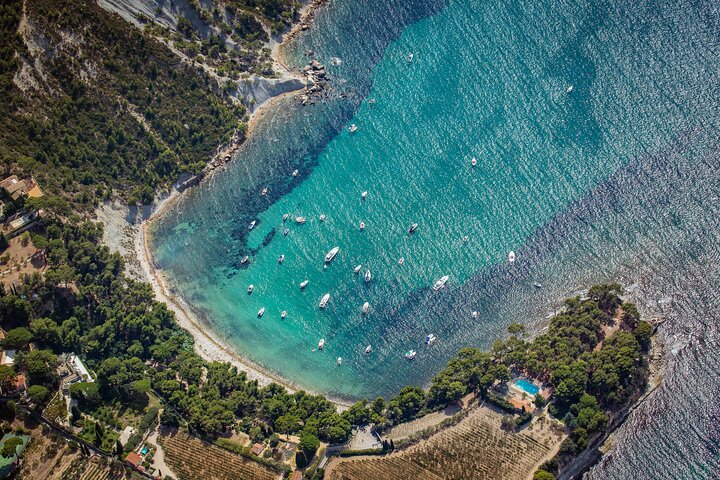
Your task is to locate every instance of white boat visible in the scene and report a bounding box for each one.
[349,124,358,133]
[462,235,469,243]
[247,284,254,294]
[364,269,372,283]
[319,214,326,222]
[292,169,299,177]
[281,310,287,319]
[257,307,265,318]
[319,293,330,308]
[295,216,306,224]
[300,280,309,289]
[398,257,405,266]
[248,221,256,230]
[425,334,436,346]
[407,53,414,63]
[354,264,362,274]
[534,283,542,289]
[362,302,370,314]
[471,157,477,167]
[508,251,516,263]
[282,213,289,221]
[471,311,479,319]
[361,191,368,200]
[325,246,340,263]
[278,255,285,264]
[408,223,419,234]
[261,187,269,196]
[433,275,449,291]
[337,357,342,365]
[364,345,372,355]
[405,350,416,360]
[240,255,249,265]
[359,222,365,230]
[318,338,325,350]
[567,85,574,94]
[283,228,289,236]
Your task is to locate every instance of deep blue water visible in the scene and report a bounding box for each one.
[150,0,720,477]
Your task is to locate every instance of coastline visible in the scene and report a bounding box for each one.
[97,0,354,409]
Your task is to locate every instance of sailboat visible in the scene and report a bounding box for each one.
[364,270,372,283]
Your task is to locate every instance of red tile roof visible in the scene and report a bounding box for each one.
[251,443,265,456]
[125,452,142,468]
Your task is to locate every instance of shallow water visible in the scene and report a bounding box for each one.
[151,0,720,476]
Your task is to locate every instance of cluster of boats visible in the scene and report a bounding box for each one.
[316,331,437,365]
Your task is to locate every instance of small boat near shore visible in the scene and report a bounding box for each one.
[425,334,436,346]
[283,228,289,236]
[567,85,574,94]
[295,216,306,224]
[292,169,299,177]
[319,214,326,222]
[300,280,309,289]
[278,255,285,264]
[407,53,414,63]
[361,191,368,200]
[257,307,265,318]
[240,256,249,265]
[282,213,289,221]
[471,311,479,319]
[362,302,370,314]
[325,246,340,263]
[471,157,477,167]
[319,293,330,308]
[247,284,254,294]
[354,264,362,274]
[359,222,365,230]
[408,223,419,234]
[433,275,449,291]
[398,257,405,266]
[349,124,358,133]
[337,357,342,365]
[405,350,416,360]
[534,283,542,289]
[318,338,325,350]
[508,251,516,263]
[261,187,269,196]
[281,310,287,319]
[364,269,372,283]
[364,345,372,355]
[462,235,469,243]
[248,220,256,230]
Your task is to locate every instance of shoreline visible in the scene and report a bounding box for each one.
[98,0,353,410]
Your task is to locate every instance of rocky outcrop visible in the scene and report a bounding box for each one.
[298,59,330,105]
[234,74,305,112]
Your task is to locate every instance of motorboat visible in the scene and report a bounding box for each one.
[281,310,287,319]
[425,334,436,346]
[261,187,269,196]
[471,157,477,167]
[364,269,372,283]
[361,191,368,200]
[337,357,342,365]
[354,264,362,274]
[364,345,372,355]
[362,302,370,314]
[283,228,289,236]
[282,213,289,221]
[295,216,306,224]
[325,246,340,263]
[247,284,254,294]
[398,257,405,266]
[240,256,249,265]
[534,283,542,289]
[257,307,265,318]
[408,223,419,234]
[508,251,516,263]
[319,293,330,308]
[471,311,479,319]
[248,220,256,230]
[359,222,365,230]
[405,350,416,360]
[433,275,449,291]
[567,85,574,94]
[407,53,414,63]
[300,280,309,289]
[278,255,285,264]
[292,169,299,177]
[462,235,469,243]
[318,338,325,350]
[349,124,358,133]
[319,214,326,222]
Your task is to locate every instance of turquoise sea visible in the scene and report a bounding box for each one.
[151,0,720,477]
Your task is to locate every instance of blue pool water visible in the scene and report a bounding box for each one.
[514,379,540,396]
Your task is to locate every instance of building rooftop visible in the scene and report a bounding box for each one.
[251,443,265,456]
[125,452,142,468]
[69,354,93,382]
[1,350,16,365]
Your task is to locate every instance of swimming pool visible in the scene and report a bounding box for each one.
[514,379,540,396]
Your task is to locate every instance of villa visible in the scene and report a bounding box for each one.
[506,378,552,413]
[0,176,43,201]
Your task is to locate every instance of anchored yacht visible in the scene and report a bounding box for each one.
[407,53,414,63]
[425,334,437,346]
[364,270,372,283]
[278,255,285,264]
[281,311,287,319]
[318,338,325,350]
[247,284,254,294]
[362,302,370,314]
[349,124,358,133]
[319,293,330,308]
[433,275,449,291]
[405,350,416,360]
[292,169,299,177]
[240,256,249,265]
[257,307,265,318]
[364,345,372,355]
[295,216,306,224]
[508,251,516,263]
[354,265,362,274]
[325,246,340,263]
[248,220,256,230]
[300,280,309,289]
[408,223,419,234]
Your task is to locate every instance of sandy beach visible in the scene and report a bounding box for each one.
[96,0,352,410]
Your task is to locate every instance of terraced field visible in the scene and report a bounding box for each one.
[158,429,281,480]
[328,407,563,480]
